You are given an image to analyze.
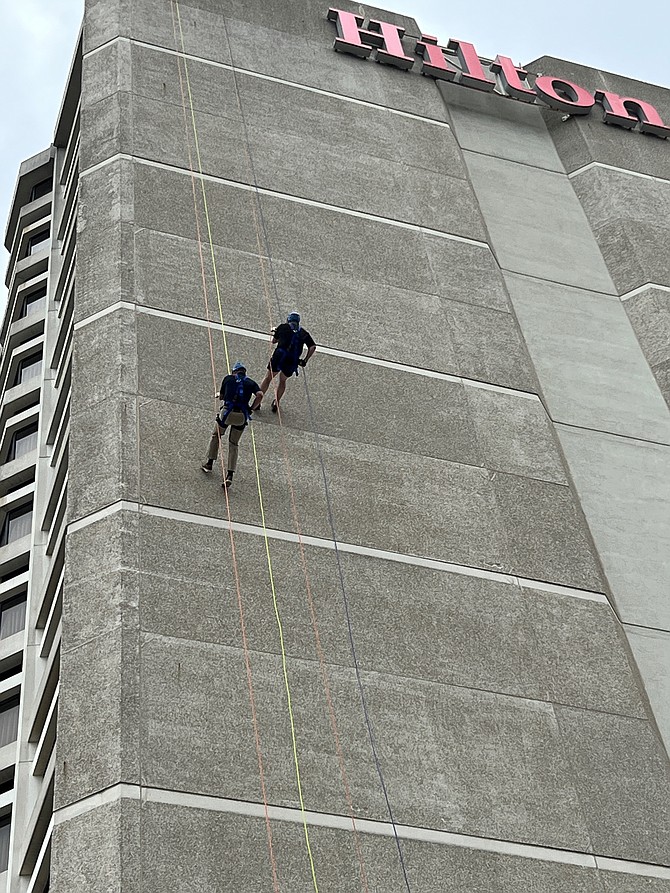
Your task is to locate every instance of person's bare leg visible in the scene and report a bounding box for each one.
[275,372,288,406]
[252,368,277,410]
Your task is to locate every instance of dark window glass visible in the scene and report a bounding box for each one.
[0,816,9,872]
[0,699,19,749]
[0,566,28,584]
[30,179,52,202]
[14,354,42,387]
[8,424,38,461]
[26,230,49,257]
[0,595,26,640]
[0,507,33,546]
[0,660,21,683]
[20,287,46,318]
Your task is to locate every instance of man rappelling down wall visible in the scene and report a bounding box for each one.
[201,361,263,489]
[255,312,317,413]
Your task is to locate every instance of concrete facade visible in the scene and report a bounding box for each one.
[2,1,670,891]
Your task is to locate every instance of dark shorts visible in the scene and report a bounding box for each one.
[268,349,298,378]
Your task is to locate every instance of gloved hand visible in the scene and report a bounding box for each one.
[298,358,307,367]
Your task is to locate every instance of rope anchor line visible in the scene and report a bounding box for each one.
[172,3,319,891]
[172,3,411,890]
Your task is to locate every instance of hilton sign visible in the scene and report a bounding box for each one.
[327,8,670,138]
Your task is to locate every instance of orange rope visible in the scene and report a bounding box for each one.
[220,27,371,893]
[170,6,280,890]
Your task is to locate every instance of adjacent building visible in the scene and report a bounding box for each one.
[1,1,669,890]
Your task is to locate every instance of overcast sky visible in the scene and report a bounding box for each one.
[0,0,668,265]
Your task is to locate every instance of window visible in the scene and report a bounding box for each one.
[30,178,52,202]
[13,353,42,387]
[20,287,46,318]
[0,595,26,640]
[0,699,19,749]
[0,506,33,546]
[0,816,9,872]
[26,230,49,257]
[8,424,38,461]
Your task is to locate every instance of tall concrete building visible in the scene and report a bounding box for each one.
[1,1,670,890]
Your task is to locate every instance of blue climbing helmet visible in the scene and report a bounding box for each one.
[232,361,246,375]
[287,312,300,331]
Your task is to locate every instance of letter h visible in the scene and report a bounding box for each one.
[327,9,414,70]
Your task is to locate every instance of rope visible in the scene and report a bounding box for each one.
[170,4,280,889]
[217,19,374,893]
[217,15,412,892]
[173,4,320,890]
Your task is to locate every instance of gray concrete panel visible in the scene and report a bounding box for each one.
[77,158,135,322]
[625,288,670,370]
[572,165,670,231]
[138,800,605,893]
[55,627,140,809]
[556,425,670,631]
[439,80,565,172]
[72,308,137,413]
[589,218,670,295]
[82,36,131,109]
[464,151,616,293]
[108,0,447,120]
[465,386,567,484]
[602,872,670,892]
[625,287,670,408]
[63,511,140,652]
[69,396,139,522]
[491,472,604,591]
[83,0,129,54]
[51,800,141,893]
[624,625,670,755]
[529,55,670,180]
[555,706,670,865]
[137,397,602,589]
[76,220,135,323]
[80,91,132,172]
[136,309,547,475]
[132,229,535,391]
[571,166,670,293]
[135,513,642,716]
[504,272,670,443]
[139,637,591,849]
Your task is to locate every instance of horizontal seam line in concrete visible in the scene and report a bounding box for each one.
[67,500,608,604]
[622,620,670,636]
[460,146,564,175]
[501,269,618,299]
[79,153,490,248]
[73,300,540,401]
[619,282,670,301]
[76,623,646,723]
[51,782,670,878]
[568,161,670,185]
[83,35,453,130]
[554,420,670,450]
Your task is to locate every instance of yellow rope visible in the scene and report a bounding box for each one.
[174,5,320,889]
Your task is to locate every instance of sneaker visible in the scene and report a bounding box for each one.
[222,473,233,489]
[201,461,213,473]
[271,399,278,414]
